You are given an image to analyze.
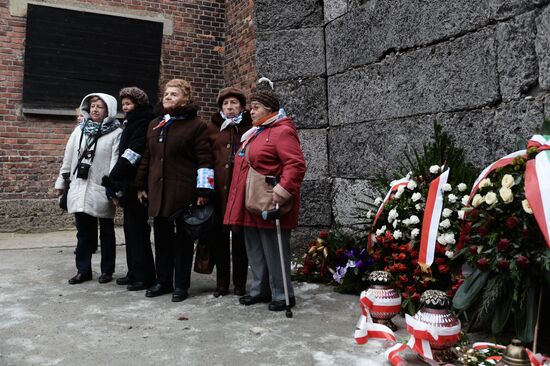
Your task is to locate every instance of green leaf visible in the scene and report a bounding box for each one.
[453,269,490,310]
[491,291,513,335]
[514,285,537,343]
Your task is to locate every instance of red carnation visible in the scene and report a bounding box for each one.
[476,258,489,271]
[319,230,329,240]
[398,263,407,272]
[402,293,409,299]
[469,245,478,255]
[506,216,520,229]
[397,253,407,261]
[411,293,421,302]
[411,250,419,258]
[497,239,510,252]
[438,264,450,274]
[497,259,509,270]
[399,275,408,283]
[477,227,488,237]
[407,285,417,294]
[516,255,530,268]
[399,245,410,253]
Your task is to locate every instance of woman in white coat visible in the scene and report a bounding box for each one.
[55,93,122,284]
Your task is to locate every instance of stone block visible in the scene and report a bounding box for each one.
[489,0,550,20]
[328,119,434,179]
[324,0,348,23]
[299,178,332,227]
[496,11,538,101]
[298,128,328,181]
[328,99,544,180]
[275,78,328,129]
[326,0,491,74]
[327,31,500,125]
[332,178,379,227]
[254,0,324,31]
[256,28,325,81]
[536,5,550,90]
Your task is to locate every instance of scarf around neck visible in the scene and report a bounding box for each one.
[219,111,243,131]
[80,118,120,138]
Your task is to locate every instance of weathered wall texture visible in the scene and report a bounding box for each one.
[254,0,550,235]
[254,0,329,247]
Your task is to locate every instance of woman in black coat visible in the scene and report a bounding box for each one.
[102,87,156,291]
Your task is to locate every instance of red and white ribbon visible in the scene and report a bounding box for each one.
[369,177,410,248]
[525,139,550,248]
[469,150,526,199]
[472,342,549,366]
[354,290,401,344]
[419,169,450,267]
[385,314,461,366]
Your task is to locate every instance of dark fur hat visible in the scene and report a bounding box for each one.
[216,87,246,109]
[250,77,279,112]
[119,87,149,106]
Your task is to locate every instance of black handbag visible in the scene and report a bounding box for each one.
[170,203,216,274]
[59,172,70,211]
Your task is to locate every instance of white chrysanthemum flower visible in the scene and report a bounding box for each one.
[448,194,457,203]
[394,186,404,199]
[457,183,467,192]
[412,192,422,202]
[471,194,484,207]
[429,165,440,174]
[409,215,420,225]
[443,183,452,192]
[374,197,383,206]
[366,210,373,219]
[444,232,456,245]
[411,228,420,238]
[461,195,470,206]
[445,250,454,258]
[393,230,402,239]
[458,210,465,220]
[402,218,411,226]
[439,219,451,229]
[499,187,513,204]
[442,208,453,218]
[388,209,399,222]
[415,203,422,211]
[347,259,356,268]
[392,219,399,229]
[376,228,384,236]
[437,234,446,245]
[479,178,492,188]
[407,180,417,190]
[485,191,498,205]
[501,174,515,189]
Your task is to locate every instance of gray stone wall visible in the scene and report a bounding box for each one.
[254,0,550,241]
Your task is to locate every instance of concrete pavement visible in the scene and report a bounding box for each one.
[0,230,423,366]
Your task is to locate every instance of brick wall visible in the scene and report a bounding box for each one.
[224,0,256,96]
[0,0,226,202]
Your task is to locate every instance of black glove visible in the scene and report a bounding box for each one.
[196,188,213,198]
[101,176,118,200]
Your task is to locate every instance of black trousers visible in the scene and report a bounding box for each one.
[123,192,155,284]
[74,212,116,275]
[153,216,194,289]
[207,223,248,290]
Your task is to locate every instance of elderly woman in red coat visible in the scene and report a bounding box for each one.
[224,78,306,311]
[136,79,214,302]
